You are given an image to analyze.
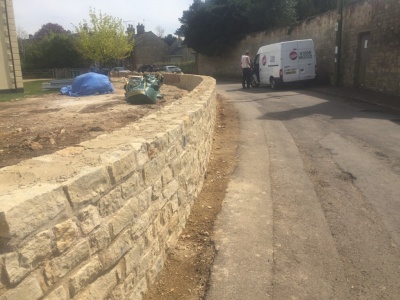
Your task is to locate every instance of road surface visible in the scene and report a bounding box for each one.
[207,82,400,300]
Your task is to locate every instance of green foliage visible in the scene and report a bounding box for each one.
[74,9,134,66]
[177,0,340,56]
[0,80,56,103]
[33,23,67,39]
[296,0,336,20]
[22,33,85,70]
[163,34,178,46]
[177,0,249,56]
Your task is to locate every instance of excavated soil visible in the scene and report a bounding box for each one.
[0,79,188,168]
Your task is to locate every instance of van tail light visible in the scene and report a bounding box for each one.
[279,69,283,79]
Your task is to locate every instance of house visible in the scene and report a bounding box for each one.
[0,0,23,93]
[131,24,195,70]
[165,38,195,63]
[132,23,169,70]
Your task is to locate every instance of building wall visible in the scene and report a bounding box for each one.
[0,0,23,93]
[0,74,217,300]
[197,0,400,96]
[134,32,170,69]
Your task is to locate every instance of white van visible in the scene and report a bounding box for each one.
[252,39,317,89]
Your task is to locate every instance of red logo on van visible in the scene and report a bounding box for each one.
[262,55,267,66]
[289,51,298,60]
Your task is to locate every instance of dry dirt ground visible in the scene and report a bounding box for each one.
[0,79,240,299]
[0,79,189,168]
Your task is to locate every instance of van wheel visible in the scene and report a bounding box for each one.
[270,78,276,90]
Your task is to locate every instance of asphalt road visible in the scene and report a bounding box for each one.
[206,82,400,300]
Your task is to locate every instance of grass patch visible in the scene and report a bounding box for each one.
[0,80,57,103]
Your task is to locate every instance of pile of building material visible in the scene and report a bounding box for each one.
[124,74,164,104]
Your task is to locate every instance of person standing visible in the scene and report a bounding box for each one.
[240,51,252,89]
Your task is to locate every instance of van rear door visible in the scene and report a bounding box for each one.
[281,41,300,83]
[297,40,316,81]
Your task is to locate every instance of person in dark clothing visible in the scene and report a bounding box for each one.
[240,51,252,88]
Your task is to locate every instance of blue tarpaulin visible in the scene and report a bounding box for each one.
[60,72,114,96]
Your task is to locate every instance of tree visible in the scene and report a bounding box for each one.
[176,0,249,56]
[296,0,336,20]
[176,0,301,56]
[163,34,177,46]
[33,23,67,39]
[23,33,85,70]
[155,25,165,38]
[74,9,134,67]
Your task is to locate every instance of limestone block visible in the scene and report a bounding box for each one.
[109,283,125,300]
[146,254,164,286]
[166,123,183,144]
[77,206,101,235]
[143,154,165,185]
[53,219,79,253]
[113,272,136,299]
[0,259,3,290]
[0,184,67,243]
[98,186,124,217]
[43,285,69,300]
[137,250,153,280]
[130,212,153,242]
[142,225,156,248]
[130,142,149,168]
[165,143,180,164]
[98,230,131,269]
[162,179,179,200]
[89,225,111,253]
[170,157,182,177]
[137,187,152,214]
[100,149,137,183]
[170,193,180,213]
[161,166,173,187]
[160,204,173,228]
[131,277,147,300]
[75,263,120,299]
[167,222,182,250]
[20,229,54,269]
[1,274,43,300]
[2,252,29,285]
[44,240,90,286]
[124,244,141,276]
[151,178,162,201]
[147,132,169,158]
[109,197,139,238]
[120,171,144,200]
[64,166,112,207]
[68,255,103,297]
[177,188,188,207]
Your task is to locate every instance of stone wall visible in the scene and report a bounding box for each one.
[0,74,217,300]
[341,0,400,94]
[197,0,400,96]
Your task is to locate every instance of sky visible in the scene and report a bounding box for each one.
[12,0,194,37]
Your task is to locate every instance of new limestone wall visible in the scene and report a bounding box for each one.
[0,74,217,300]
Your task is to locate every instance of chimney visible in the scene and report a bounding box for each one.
[137,23,145,35]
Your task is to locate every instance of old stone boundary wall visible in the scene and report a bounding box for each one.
[197,0,400,96]
[0,74,217,299]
